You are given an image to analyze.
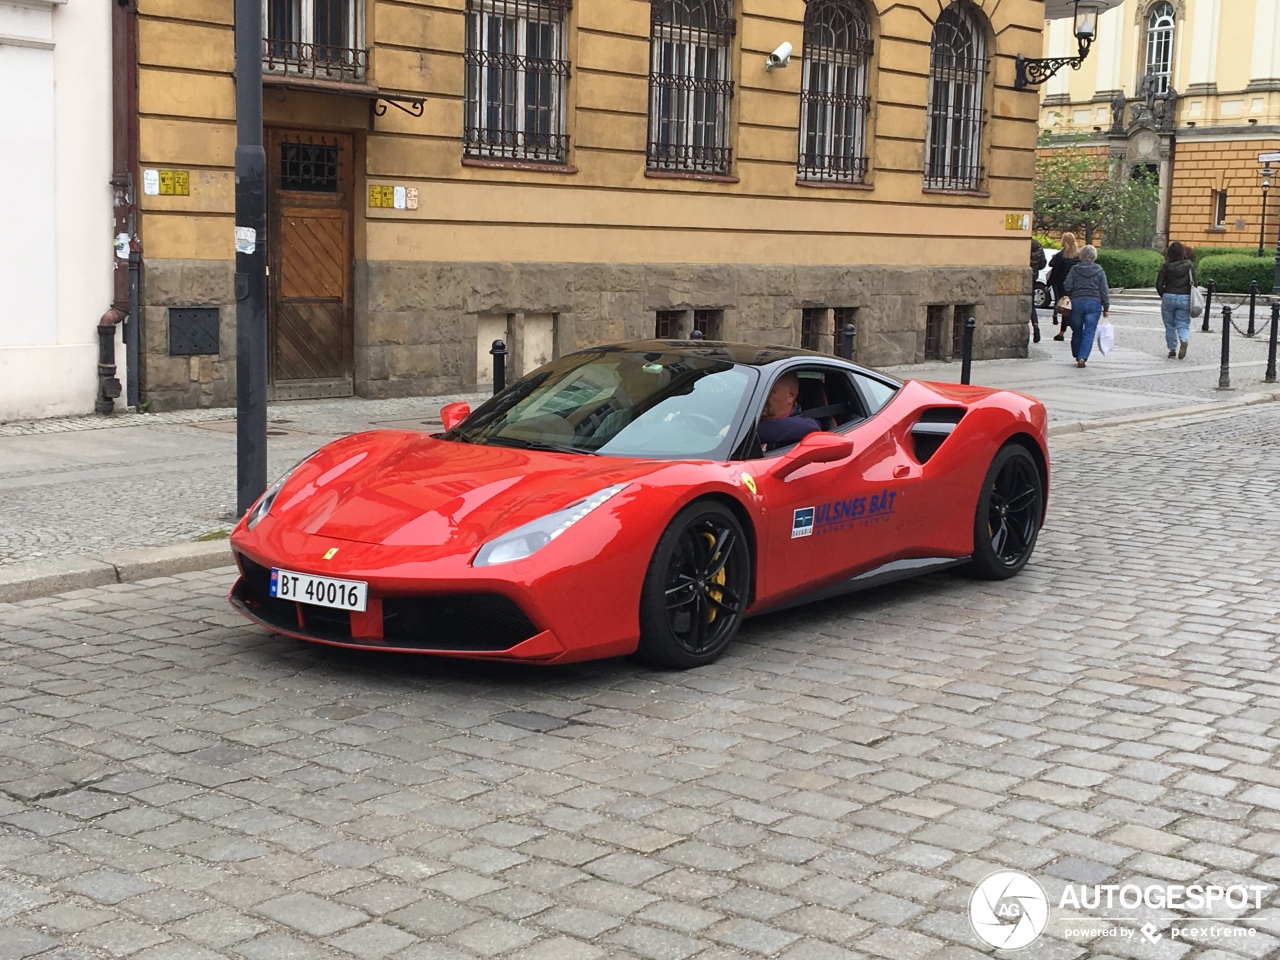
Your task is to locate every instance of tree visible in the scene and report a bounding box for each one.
[1034,130,1161,248]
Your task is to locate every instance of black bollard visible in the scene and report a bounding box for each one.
[1218,306,1232,390]
[1248,281,1258,337]
[960,316,976,385]
[1266,302,1279,384]
[841,322,855,360]
[490,339,507,394]
[1202,280,1215,332]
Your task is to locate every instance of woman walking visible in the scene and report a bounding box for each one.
[1046,232,1081,340]
[1156,241,1196,359]
[1063,244,1110,368]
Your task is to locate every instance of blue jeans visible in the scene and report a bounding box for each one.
[1070,298,1103,361]
[1161,293,1191,352]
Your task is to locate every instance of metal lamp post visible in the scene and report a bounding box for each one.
[1260,163,1272,258]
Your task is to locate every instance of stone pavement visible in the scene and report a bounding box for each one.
[1,401,1279,959]
[0,299,1276,597]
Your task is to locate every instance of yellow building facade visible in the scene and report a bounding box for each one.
[1037,0,1280,252]
[134,0,1047,408]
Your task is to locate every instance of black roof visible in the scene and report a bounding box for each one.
[571,340,900,383]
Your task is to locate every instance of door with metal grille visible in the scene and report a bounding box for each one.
[267,130,354,400]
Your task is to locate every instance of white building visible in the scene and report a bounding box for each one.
[0,0,117,422]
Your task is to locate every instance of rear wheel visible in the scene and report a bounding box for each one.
[1033,282,1049,309]
[637,502,751,668]
[969,445,1043,579]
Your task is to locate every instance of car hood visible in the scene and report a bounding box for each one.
[267,430,669,549]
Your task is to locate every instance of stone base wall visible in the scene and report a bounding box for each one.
[354,260,1031,398]
[140,259,237,411]
[139,258,1030,409]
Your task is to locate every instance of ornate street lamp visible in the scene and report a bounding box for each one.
[1016,0,1104,90]
[1260,163,1272,258]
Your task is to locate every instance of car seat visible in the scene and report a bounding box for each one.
[796,376,837,431]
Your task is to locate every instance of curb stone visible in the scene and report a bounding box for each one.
[0,540,233,604]
[2,392,1277,604]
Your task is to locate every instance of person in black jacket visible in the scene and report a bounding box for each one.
[1156,241,1197,359]
[756,372,821,451]
[1030,239,1046,343]
[1046,232,1081,340]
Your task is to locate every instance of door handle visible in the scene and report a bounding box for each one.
[893,464,911,479]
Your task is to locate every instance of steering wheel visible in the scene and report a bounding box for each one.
[671,412,723,437]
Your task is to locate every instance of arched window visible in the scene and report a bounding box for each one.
[924,2,988,191]
[798,0,873,184]
[647,0,736,175]
[1143,1,1175,94]
[464,0,572,162]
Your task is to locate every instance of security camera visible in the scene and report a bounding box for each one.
[765,42,792,71]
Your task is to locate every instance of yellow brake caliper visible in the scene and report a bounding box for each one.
[702,532,726,623]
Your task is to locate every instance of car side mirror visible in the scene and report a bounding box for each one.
[439,401,471,432]
[769,432,854,480]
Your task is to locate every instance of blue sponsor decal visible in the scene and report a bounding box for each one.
[791,507,815,539]
[808,489,898,534]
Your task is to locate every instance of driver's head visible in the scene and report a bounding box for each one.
[762,372,800,420]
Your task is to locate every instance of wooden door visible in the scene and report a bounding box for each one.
[267,130,354,400]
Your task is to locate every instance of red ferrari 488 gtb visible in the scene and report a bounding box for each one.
[230,341,1048,668]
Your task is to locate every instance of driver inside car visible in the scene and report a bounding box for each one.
[756,371,821,452]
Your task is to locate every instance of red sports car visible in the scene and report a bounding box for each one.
[230,341,1048,668]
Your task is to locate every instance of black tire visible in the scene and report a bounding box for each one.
[1033,282,1049,309]
[969,444,1043,580]
[637,501,751,668]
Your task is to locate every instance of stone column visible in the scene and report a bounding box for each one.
[1155,141,1173,252]
[1250,0,1280,83]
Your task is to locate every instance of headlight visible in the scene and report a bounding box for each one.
[473,484,628,566]
[245,463,303,531]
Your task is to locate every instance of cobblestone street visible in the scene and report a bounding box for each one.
[1,403,1279,960]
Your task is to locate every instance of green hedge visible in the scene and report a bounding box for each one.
[1095,248,1163,289]
[1198,254,1275,294]
[1191,246,1268,260]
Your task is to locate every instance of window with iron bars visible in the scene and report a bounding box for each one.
[655,310,684,339]
[952,305,973,359]
[924,305,947,360]
[833,306,857,357]
[647,0,736,175]
[693,309,723,340]
[801,308,827,351]
[798,0,872,184]
[1142,2,1175,96]
[263,0,366,83]
[465,0,571,163]
[924,2,987,192]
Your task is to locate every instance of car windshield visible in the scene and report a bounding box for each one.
[452,350,755,459]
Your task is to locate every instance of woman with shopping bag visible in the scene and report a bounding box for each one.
[1156,241,1197,359]
[1063,245,1110,368]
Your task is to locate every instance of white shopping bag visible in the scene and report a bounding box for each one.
[1096,320,1115,356]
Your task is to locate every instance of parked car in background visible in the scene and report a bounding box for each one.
[1034,248,1058,308]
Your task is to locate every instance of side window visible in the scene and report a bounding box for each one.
[851,371,898,414]
[795,367,866,428]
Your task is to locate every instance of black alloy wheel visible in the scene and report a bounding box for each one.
[637,502,751,668]
[969,444,1043,579]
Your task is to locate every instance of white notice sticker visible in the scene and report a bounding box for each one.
[235,226,257,255]
[393,186,407,210]
[142,169,160,196]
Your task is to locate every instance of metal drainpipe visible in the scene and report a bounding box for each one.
[103,0,141,413]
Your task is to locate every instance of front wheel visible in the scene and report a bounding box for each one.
[637,502,751,668]
[968,445,1044,580]
[1033,282,1049,309]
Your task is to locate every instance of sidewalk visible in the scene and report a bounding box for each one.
[2,302,1276,601]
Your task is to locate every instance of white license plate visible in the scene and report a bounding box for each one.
[270,568,368,612]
